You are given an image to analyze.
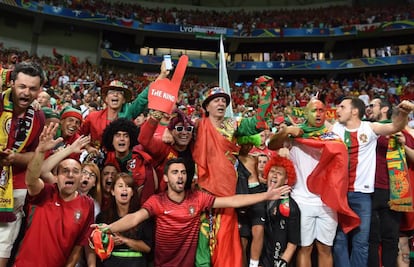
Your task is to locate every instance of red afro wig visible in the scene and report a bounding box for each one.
[263,154,297,186]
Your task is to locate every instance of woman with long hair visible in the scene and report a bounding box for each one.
[95,173,154,267]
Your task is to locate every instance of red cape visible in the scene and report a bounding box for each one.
[193,117,239,196]
[192,117,242,266]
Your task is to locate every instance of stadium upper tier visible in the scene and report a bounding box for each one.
[6,0,414,31]
[1,0,414,78]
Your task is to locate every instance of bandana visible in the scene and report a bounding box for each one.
[299,123,328,138]
[89,226,114,261]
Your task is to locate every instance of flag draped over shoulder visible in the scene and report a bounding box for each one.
[193,117,242,267]
[295,132,360,234]
[193,117,239,196]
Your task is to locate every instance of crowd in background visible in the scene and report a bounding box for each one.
[2,2,414,267]
[2,36,414,267]
[30,0,414,30]
[1,46,414,127]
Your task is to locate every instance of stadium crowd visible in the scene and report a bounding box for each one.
[1,42,414,267]
[1,46,414,122]
[30,0,414,30]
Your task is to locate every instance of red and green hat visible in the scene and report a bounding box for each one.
[60,106,82,122]
[201,86,230,110]
[255,75,274,88]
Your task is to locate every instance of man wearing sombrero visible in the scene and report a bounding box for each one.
[193,76,273,267]
[80,73,167,155]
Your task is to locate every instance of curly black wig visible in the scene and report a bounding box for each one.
[102,118,139,151]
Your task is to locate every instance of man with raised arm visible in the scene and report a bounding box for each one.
[13,123,94,267]
[269,99,359,267]
[93,157,291,267]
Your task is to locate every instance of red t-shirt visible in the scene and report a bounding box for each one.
[374,135,390,189]
[138,118,180,191]
[79,109,109,149]
[14,184,94,267]
[142,190,215,267]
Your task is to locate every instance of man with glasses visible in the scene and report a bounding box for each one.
[139,108,196,192]
[0,62,46,267]
[332,97,414,267]
[365,98,409,267]
[101,118,157,205]
[13,123,94,267]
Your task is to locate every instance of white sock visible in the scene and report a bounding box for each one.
[249,259,259,267]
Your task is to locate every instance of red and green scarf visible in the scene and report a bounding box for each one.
[387,132,413,211]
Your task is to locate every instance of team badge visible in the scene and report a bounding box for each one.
[359,133,368,143]
[5,117,11,134]
[127,159,136,171]
[272,206,278,216]
[167,152,175,160]
[74,210,82,223]
[188,205,195,217]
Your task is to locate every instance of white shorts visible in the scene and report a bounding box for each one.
[298,203,338,246]
[0,189,27,258]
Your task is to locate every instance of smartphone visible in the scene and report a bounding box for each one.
[163,55,173,70]
[0,150,8,158]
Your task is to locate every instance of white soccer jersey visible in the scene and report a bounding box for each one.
[332,121,379,193]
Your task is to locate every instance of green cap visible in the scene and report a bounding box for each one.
[41,107,60,119]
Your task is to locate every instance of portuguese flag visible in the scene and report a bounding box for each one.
[296,127,360,233]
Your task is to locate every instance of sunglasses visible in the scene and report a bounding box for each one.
[174,125,194,132]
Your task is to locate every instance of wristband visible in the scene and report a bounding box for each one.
[149,110,163,120]
[275,258,288,267]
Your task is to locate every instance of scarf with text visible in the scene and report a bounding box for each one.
[0,89,35,222]
[387,132,413,211]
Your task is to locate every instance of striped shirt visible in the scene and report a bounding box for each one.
[143,190,215,267]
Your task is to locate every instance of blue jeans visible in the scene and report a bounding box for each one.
[368,188,401,267]
[334,192,372,267]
